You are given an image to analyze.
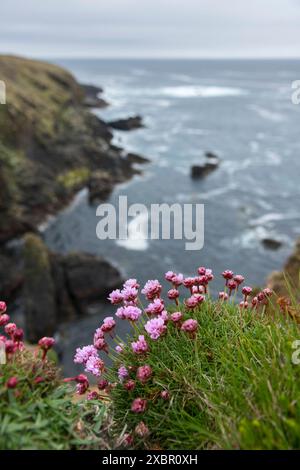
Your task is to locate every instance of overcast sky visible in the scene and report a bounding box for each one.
[1,0,300,59]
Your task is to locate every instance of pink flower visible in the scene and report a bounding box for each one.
[85,356,105,377]
[263,288,273,297]
[0,301,7,314]
[13,328,24,342]
[108,289,123,305]
[124,379,136,391]
[74,345,97,364]
[101,316,116,333]
[234,275,245,286]
[4,323,17,337]
[124,279,140,289]
[205,269,214,281]
[222,270,234,280]
[94,329,108,352]
[6,377,18,389]
[165,271,176,281]
[160,390,170,400]
[170,311,182,323]
[181,319,198,333]
[159,310,169,322]
[242,286,253,298]
[228,280,238,294]
[145,298,165,315]
[5,340,16,354]
[257,292,266,302]
[167,289,180,300]
[116,305,142,321]
[172,274,184,287]
[76,382,89,395]
[118,365,129,382]
[131,335,149,354]
[87,391,99,400]
[38,337,55,359]
[136,365,152,383]
[141,280,162,300]
[0,314,10,326]
[239,301,249,309]
[98,379,109,390]
[185,295,201,309]
[144,316,166,340]
[121,286,138,302]
[197,267,206,275]
[131,398,147,414]
[252,296,259,308]
[123,433,134,447]
[135,421,149,437]
[183,277,196,288]
[219,291,229,301]
[115,343,124,353]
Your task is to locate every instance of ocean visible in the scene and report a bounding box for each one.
[43,59,300,373]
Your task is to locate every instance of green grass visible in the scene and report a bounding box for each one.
[110,298,300,450]
[0,349,109,450]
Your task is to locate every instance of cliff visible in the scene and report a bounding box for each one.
[268,238,300,299]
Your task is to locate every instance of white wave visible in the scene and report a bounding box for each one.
[160,85,246,98]
[250,212,300,227]
[265,150,282,166]
[250,105,286,122]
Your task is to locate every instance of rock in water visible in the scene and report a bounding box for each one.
[108,115,144,131]
[191,152,220,179]
[262,238,283,250]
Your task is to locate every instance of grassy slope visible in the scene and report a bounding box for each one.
[110,299,300,450]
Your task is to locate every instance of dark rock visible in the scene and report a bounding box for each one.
[23,234,56,342]
[262,238,283,250]
[108,115,144,131]
[268,238,300,299]
[81,84,109,109]
[88,170,114,203]
[191,151,220,179]
[125,152,150,164]
[62,252,123,305]
[0,247,23,300]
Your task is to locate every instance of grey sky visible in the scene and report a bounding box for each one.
[1,0,300,58]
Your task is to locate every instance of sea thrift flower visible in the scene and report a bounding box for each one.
[136,365,152,383]
[131,398,147,413]
[101,316,116,333]
[257,292,266,302]
[135,421,150,437]
[242,286,253,299]
[115,343,124,353]
[219,291,229,301]
[252,296,259,308]
[131,335,149,354]
[118,365,129,382]
[222,270,234,285]
[116,305,142,321]
[228,280,238,294]
[4,323,17,337]
[141,280,162,300]
[167,289,180,304]
[0,314,10,326]
[76,382,89,395]
[185,295,200,309]
[108,289,123,305]
[172,273,184,287]
[160,390,170,400]
[13,328,24,342]
[165,271,176,282]
[38,337,55,360]
[239,301,249,309]
[160,310,169,321]
[198,267,207,275]
[124,279,140,289]
[98,379,109,390]
[85,356,105,377]
[263,288,273,297]
[170,311,183,323]
[5,340,16,354]
[94,330,108,352]
[144,316,166,340]
[205,269,214,281]
[123,433,134,447]
[74,345,97,364]
[145,298,165,315]
[234,275,245,286]
[183,277,196,289]
[87,391,99,400]
[121,286,138,302]
[192,285,205,294]
[0,301,7,314]
[181,319,198,333]
[124,379,136,391]
[6,377,18,389]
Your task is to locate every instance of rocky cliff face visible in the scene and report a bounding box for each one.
[0,55,145,339]
[268,239,300,298]
[0,55,138,243]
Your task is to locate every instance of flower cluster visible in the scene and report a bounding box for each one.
[73,265,275,445]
